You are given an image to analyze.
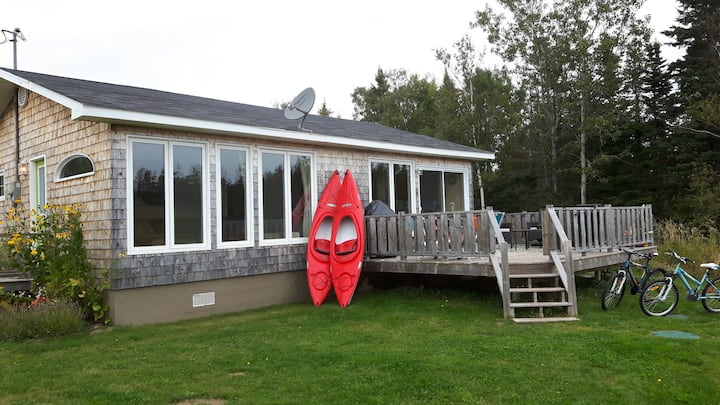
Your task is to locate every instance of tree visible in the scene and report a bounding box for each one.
[474,0,651,205]
[352,68,439,135]
[317,99,334,117]
[661,0,720,226]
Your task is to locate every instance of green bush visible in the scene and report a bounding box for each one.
[1,202,110,323]
[0,300,88,341]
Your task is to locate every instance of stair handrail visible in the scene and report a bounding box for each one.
[545,206,578,316]
[487,207,511,318]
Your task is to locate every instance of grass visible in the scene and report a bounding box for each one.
[0,300,88,341]
[1,281,719,405]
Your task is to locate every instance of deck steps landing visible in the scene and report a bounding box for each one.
[508,272,578,323]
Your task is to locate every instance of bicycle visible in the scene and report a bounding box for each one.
[639,251,720,316]
[601,249,666,310]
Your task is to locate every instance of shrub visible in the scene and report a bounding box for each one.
[0,300,88,341]
[1,202,110,323]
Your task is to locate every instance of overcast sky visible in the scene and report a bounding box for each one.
[1,0,681,119]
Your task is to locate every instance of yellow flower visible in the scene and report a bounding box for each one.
[30,249,38,256]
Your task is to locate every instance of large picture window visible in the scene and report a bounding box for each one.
[217,146,251,247]
[419,169,467,213]
[370,160,412,213]
[259,150,313,243]
[128,138,208,253]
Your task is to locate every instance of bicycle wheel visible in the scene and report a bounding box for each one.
[640,279,679,316]
[601,273,626,310]
[639,268,669,291]
[701,277,720,313]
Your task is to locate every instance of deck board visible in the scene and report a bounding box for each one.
[363,246,657,277]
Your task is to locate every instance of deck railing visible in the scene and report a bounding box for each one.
[544,204,654,254]
[365,210,494,259]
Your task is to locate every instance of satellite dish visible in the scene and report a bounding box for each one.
[284,87,315,130]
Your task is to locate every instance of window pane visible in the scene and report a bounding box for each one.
[133,142,165,246]
[220,149,247,242]
[262,152,285,239]
[0,172,4,198]
[290,154,311,237]
[173,145,203,244]
[37,163,46,208]
[371,162,390,205]
[444,172,464,211]
[420,170,443,213]
[60,156,94,178]
[394,164,411,213]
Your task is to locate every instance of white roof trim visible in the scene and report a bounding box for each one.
[75,106,495,160]
[0,70,84,112]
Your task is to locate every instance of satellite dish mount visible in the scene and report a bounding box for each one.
[284,87,315,131]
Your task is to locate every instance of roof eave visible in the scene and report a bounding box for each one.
[75,106,496,161]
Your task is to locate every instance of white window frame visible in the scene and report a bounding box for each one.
[258,148,316,246]
[368,158,416,213]
[55,153,95,182]
[417,165,470,213]
[127,136,210,255]
[216,144,253,249]
[29,156,47,210]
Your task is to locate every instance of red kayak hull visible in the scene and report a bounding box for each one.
[330,170,365,307]
[307,170,341,306]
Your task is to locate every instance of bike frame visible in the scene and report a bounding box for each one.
[661,263,715,301]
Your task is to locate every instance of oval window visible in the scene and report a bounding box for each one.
[57,154,94,181]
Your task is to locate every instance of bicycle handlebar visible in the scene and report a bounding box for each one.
[665,251,694,264]
[623,249,657,260]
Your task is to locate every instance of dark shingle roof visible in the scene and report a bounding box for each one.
[1,69,493,159]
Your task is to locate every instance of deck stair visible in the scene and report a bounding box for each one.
[508,272,579,323]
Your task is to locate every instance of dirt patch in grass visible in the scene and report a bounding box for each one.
[174,399,225,405]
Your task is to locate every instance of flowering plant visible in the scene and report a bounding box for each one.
[1,201,110,323]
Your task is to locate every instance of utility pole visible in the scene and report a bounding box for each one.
[2,27,26,204]
[1,28,26,69]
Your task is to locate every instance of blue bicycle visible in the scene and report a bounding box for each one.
[640,251,720,316]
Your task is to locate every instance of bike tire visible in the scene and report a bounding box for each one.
[639,268,668,291]
[640,279,679,317]
[701,277,720,313]
[601,273,626,310]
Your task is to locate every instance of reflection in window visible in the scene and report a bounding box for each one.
[219,147,249,244]
[291,154,311,237]
[132,142,166,247]
[420,170,466,213]
[262,152,285,240]
[370,161,411,213]
[57,155,94,180]
[129,139,206,251]
[173,145,203,244]
[260,150,313,241]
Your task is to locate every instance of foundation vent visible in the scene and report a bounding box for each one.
[192,292,215,307]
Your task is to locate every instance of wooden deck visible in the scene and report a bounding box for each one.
[364,205,655,322]
[364,246,656,276]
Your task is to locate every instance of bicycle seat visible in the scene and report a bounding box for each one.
[700,263,720,270]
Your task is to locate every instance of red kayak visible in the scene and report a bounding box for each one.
[307,170,341,306]
[330,170,365,307]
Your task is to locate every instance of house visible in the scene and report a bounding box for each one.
[0,68,494,325]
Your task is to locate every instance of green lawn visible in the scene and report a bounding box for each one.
[2,281,719,404]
